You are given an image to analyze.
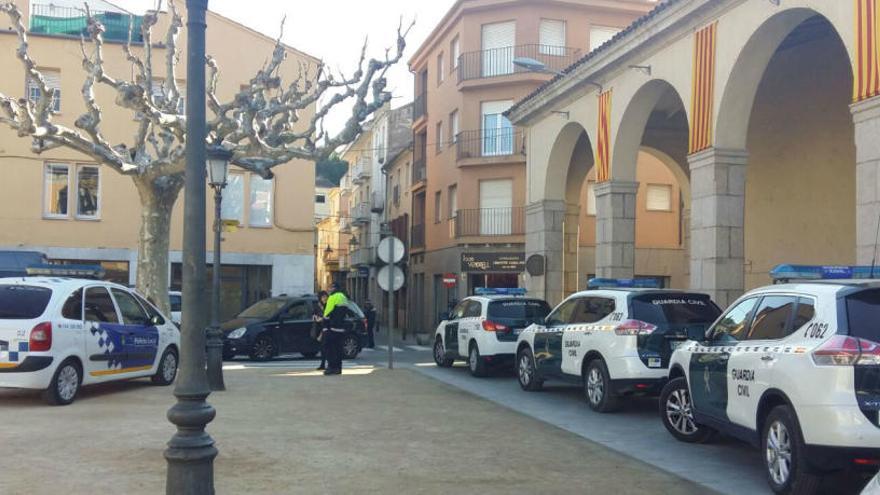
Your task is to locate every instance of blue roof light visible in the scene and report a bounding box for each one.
[474,287,527,296]
[587,278,662,290]
[769,264,879,282]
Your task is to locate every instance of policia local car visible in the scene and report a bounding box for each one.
[515,279,722,412]
[0,270,179,405]
[433,288,552,377]
[660,265,880,495]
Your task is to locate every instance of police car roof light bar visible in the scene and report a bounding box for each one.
[474,287,527,296]
[769,264,879,283]
[25,264,106,280]
[587,278,662,290]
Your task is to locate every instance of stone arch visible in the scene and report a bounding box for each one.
[544,121,594,202]
[716,8,854,149]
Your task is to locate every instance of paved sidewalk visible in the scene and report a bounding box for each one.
[0,365,709,494]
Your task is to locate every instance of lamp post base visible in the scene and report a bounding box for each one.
[206,325,226,391]
[164,393,217,494]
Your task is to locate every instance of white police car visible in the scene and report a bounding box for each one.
[0,269,180,405]
[659,265,880,494]
[515,279,722,413]
[433,288,552,377]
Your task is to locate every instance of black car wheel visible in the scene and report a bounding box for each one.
[249,335,276,361]
[342,334,360,360]
[45,359,81,406]
[659,377,715,443]
[584,359,621,413]
[433,337,454,368]
[763,405,820,495]
[517,347,543,391]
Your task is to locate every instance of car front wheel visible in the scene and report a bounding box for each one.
[517,347,543,391]
[659,377,715,443]
[763,405,820,495]
[341,334,360,360]
[45,359,81,406]
[433,337,454,367]
[152,348,178,385]
[249,335,276,361]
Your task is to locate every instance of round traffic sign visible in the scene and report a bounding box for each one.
[377,265,405,292]
[378,236,406,264]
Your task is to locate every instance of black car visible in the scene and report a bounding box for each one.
[221,295,367,361]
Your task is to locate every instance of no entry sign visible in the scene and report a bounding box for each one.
[442,273,457,288]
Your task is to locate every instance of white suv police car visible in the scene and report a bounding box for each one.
[515,279,722,413]
[433,288,551,377]
[0,271,180,405]
[659,265,880,494]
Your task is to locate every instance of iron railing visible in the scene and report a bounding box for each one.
[411,223,425,249]
[350,247,376,267]
[454,207,525,238]
[351,202,371,224]
[30,4,144,43]
[456,128,524,161]
[458,44,581,82]
[351,157,371,184]
[412,156,427,184]
[413,92,427,121]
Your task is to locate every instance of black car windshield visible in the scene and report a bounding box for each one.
[238,298,288,319]
[488,299,552,323]
[630,294,721,327]
[0,285,52,319]
[845,288,880,341]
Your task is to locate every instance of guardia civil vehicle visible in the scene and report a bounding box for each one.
[433,288,552,377]
[0,268,180,405]
[515,279,722,412]
[660,265,880,495]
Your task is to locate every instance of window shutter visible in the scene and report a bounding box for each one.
[646,184,672,211]
[590,26,620,51]
[539,19,565,52]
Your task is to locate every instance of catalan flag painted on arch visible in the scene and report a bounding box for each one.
[855,0,880,101]
[596,90,612,182]
[689,22,717,154]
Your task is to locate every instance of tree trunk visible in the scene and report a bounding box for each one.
[133,174,184,315]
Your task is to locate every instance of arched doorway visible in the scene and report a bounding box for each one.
[710,11,855,303]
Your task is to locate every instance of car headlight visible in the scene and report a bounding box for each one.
[227,327,247,339]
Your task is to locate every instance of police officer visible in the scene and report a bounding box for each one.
[322,283,349,375]
[363,300,377,348]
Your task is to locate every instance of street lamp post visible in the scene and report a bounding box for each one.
[206,144,233,392]
[165,1,216,493]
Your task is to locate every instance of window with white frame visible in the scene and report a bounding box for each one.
[28,70,61,113]
[451,37,460,70]
[222,172,245,223]
[75,165,100,218]
[646,184,673,211]
[590,26,620,51]
[44,163,69,217]
[249,175,273,227]
[448,184,458,218]
[539,19,566,55]
[437,52,445,84]
[450,110,459,143]
[434,191,442,223]
[150,79,186,113]
[436,121,444,153]
[586,181,597,216]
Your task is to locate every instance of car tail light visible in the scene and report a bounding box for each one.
[812,335,880,366]
[29,322,52,352]
[614,319,657,336]
[482,320,510,332]
[362,319,369,330]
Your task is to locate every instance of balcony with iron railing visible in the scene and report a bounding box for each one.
[350,247,376,267]
[411,223,426,250]
[30,4,144,43]
[412,155,427,185]
[351,202,371,224]
[455,128,524,164]
[413,92,427,123]
[351,157,372,184]
[458,44,581,83]
[454,207,525,239]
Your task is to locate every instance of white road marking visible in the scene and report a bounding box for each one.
[375,345,405,352]
[224,361,364,370]
[406,345,432,352]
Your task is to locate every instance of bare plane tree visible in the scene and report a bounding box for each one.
[0,1,410,312]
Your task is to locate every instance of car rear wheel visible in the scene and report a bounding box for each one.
[659,377,715,443]
[249,335,276,361]
[151,348,178,385]
[584,359,620,413]
[433,337,454,368]
[468,343,488,377]
[517,347,543,391]
[45,359,81,406]
[763,405,821,495]
[341,334,360,360]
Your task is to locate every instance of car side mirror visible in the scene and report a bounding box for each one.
[150,315,164,326]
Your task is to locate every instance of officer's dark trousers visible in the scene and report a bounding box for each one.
[325,330,344,371]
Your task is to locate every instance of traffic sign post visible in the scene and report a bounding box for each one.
[379,225,405,370]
